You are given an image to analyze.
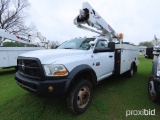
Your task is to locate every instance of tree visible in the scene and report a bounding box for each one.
[139,41,153,47]
[3,41,37,47]
[49,40,60,49]
[0,0,36,36]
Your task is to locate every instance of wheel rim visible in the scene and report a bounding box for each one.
[77,86,90,108]
[148,80,157,99]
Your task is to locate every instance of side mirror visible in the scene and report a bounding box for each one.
[89,41,96,46]
[93,42,115,53]
[108,42,115,52]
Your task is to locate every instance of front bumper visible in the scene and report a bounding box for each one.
[15,72,72,96]
[153,76,160,92]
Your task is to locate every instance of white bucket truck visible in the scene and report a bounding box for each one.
[0,29,46,69]
[15,2,139,114]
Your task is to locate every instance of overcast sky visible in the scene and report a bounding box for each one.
[28,0,160,45]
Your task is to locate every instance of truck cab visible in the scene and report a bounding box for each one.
[15,36,115,95]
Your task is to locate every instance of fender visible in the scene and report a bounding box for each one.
[152,58,158,76]
[67,64,97,86]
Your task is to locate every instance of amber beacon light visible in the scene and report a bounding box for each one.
[118,33,123,39]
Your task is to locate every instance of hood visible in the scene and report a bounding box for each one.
[19,49,87,64]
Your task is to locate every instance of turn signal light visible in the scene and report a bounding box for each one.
[53,71,68,76]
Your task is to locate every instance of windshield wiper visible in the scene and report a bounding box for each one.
[64,48,74,49]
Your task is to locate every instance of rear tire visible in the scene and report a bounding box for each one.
[148,77,160,102]
[127,63,135,77]
[66,79,92,114]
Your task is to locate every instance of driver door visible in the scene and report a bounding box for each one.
[93,39,114,81]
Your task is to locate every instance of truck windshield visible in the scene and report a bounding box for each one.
[57,38,95,50]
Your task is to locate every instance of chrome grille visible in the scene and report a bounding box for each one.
[17,58,41,78]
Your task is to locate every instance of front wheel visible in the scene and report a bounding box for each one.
[148,77,160,102]
[66,79,92,114]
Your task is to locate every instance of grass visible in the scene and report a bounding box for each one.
[0,56,160,120]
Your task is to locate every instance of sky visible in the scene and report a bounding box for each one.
[27,0,160,45]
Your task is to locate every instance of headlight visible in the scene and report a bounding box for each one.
[44,64,68,76]
[157,59,160,76]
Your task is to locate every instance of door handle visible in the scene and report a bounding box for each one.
[109,56,113,58]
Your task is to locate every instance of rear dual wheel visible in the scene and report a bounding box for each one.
[127,64,135,77]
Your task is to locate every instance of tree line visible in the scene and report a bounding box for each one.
[139,41,153,47]
[2,40,60,48]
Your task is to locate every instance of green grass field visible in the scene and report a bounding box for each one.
[0,56,160,120]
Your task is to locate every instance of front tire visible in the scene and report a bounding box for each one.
[148,77,160,102]
[66,79,92,114]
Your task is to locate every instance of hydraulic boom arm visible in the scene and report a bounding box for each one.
[28,32,46,43]
[74,2,118,39]
[0,29,30,45]
[28,32,49,48]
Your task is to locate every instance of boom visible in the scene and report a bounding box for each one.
[28,32,48,48]
[0,29,30,46]
[74,2,118,39]
[28,32,46,43]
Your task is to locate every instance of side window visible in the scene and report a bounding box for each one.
[96,40,108,49]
